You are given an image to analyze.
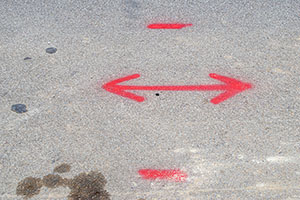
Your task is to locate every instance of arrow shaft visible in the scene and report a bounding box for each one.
[116,84,228,91]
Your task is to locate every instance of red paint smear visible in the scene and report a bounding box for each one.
[147,23,192,29]
[138,169,187,181]
[102,73,252,104]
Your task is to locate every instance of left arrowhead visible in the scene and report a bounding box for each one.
[102,74,145,102]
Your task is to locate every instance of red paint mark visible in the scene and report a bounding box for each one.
[147,23,192,29]
[138,169,187,181]
[102,73,252,104]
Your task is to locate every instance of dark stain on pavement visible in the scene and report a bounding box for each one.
[67,171,110,200]
[54,163,71,173]
[46,47,57,54]
[16,163,110,200]
[123,0,141,19]
[42,174,66,188]
[16,177,43,198]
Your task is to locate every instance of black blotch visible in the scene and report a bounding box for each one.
[67,171,110,200]
[54,163,71,173]
[16,177,43,198]
[155,93,159,96]
[11,104,27,113]
[42,174,66,188]
[46,47,57,54]
[124,0,140,19]
[125,0,139,9]
[24,57,32,60]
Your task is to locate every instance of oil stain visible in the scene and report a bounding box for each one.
[42,174,66,188]
[54,163,71,173]
[16,164,110,200]
[16,177,43,198]
[67,171,110,200]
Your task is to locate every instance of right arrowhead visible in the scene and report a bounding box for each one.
[209,73,252,104]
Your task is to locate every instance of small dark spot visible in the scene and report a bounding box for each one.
[67,171,110,200]
[11,104,27,113]
[155,93,159,96]
[70,71,78,76]
[42,174,65,188]
[24,57,32,60]
[16,177,42,198]
[125,0,140,9]
[46,47,57,54]
[54,163,71,173]
[1,92,8,97]
[124,0,141,19]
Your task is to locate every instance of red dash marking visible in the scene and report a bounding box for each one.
[147,23,192,29]
[102,73,252,104]
[138,169,187,181]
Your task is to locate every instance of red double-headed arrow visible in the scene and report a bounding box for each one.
[102,73,252,104]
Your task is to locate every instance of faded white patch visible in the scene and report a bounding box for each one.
[26,108,40,117]
[286,197,300,200]
[82,36,91,44]
[6,108,40,130]
[189,148,199,153]
[224,55,233,60]
[271,68,291,75]
[187,155,233,186]
[16,108,40,122]
[173,148,186,153]
[173,148,199,154]
[131,181,137,187]
[256,183,265,188]
[266,156,293,163]
[252,159,261,164]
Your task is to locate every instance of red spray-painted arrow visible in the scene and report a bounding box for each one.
[147,23,192,29]
[138,169,187,181]
[102,73,252,104]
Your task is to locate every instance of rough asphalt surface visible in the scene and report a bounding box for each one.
[1,0,300,199]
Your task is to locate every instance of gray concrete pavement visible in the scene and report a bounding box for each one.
[1,0,300,199]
